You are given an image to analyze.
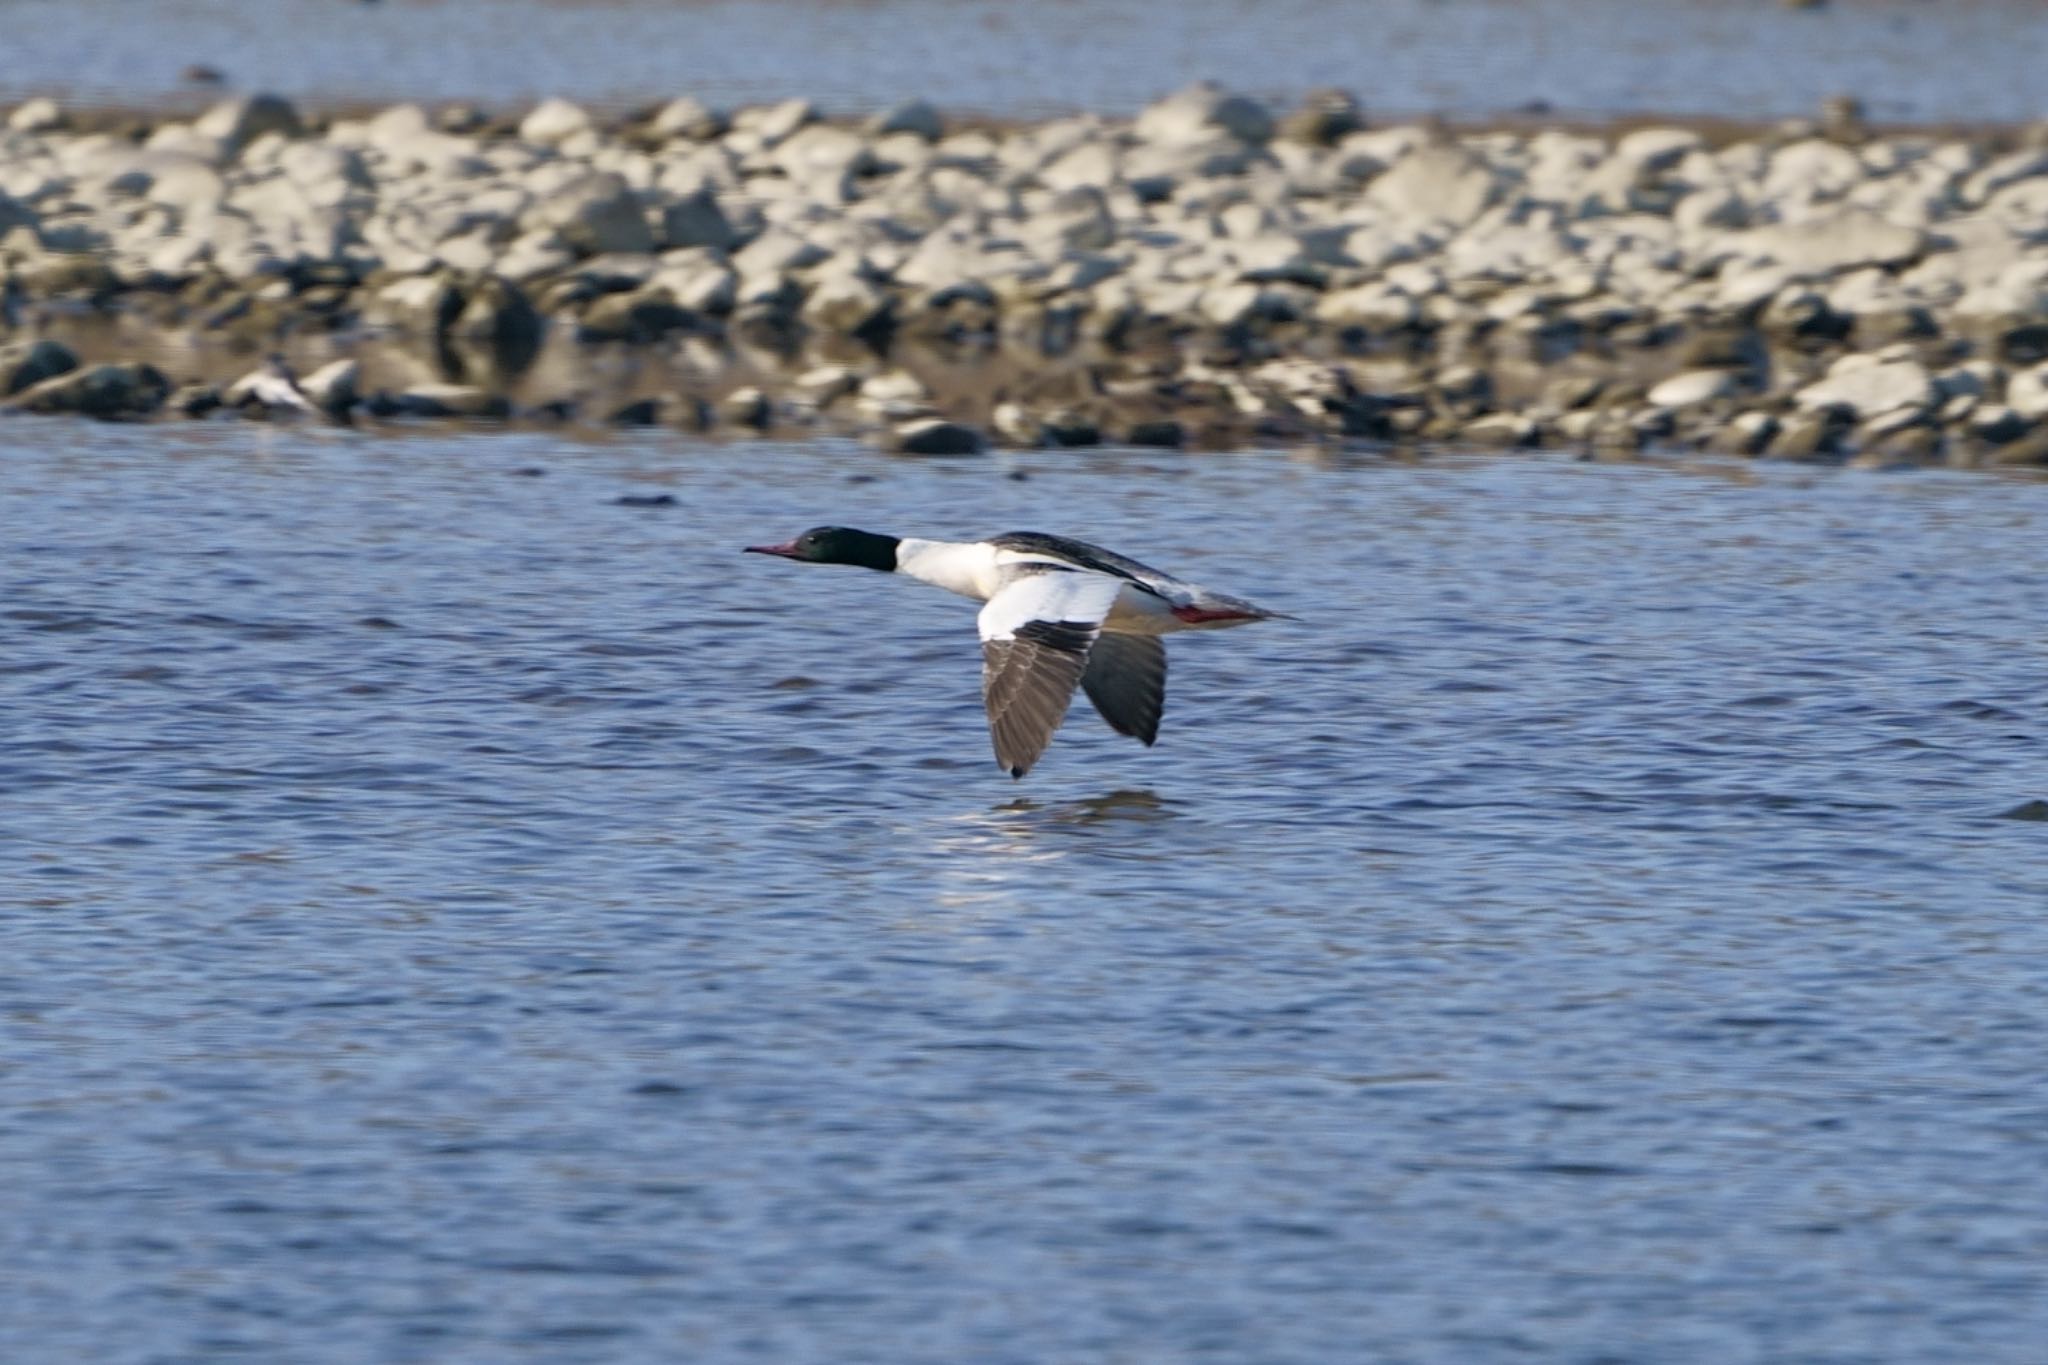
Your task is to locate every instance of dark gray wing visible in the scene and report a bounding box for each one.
[983,620,1097,778]
[977,570,1123,778]
[1081,633,1167,747]
[988,531,1175,598]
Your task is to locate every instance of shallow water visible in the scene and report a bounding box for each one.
[5,0,2045,123]
[5,423,2048,1362]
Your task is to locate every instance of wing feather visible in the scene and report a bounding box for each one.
[977,570,1122,777]
[1081,633,1167,746]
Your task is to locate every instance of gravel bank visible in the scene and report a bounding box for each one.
[5,87,2048,466]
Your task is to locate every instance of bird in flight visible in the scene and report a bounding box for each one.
[746,527,1287,777]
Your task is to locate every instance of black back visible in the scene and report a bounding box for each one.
[988,531,1172,595]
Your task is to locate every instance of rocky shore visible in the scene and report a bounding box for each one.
[5,87,2048,466]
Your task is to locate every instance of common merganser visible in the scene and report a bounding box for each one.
[745,527,1288,778]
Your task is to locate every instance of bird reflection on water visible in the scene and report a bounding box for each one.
[990,787,1180,828]
[922,789,1183,911]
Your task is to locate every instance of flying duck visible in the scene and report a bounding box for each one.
[745,528,1287,777]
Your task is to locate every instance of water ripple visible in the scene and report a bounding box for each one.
[3,428,2047,1363]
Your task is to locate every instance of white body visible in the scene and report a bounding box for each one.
[894,538,1245,635]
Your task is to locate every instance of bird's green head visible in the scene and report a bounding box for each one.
[744,526,901,572]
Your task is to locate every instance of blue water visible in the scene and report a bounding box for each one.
[3,0,2043,123]
[4,422,2048,1362]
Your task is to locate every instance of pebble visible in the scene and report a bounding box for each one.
[299,358,360,417]
[3,361,168,417]
[1123,419,1187,449]
[1647,369,1738,408]
[390,383,510,419]
[2004,363,2048,420]
[1794,354,1937,419]
[889,418,984,456]
[518,97,593,147]
[0,338,79,395]
[0,90,2042,467]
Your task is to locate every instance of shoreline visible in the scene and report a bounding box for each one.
[5,87,2048,468]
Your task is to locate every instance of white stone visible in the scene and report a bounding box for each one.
[300,358,360,413]
[1761,139,1865,206]
[1825,267,1921,322]
[802,270,888,330]
[794,364,863,403]
[2006,364,2048,421]
[1961,148,2048,207]
[194,94,301,154]
[1615,126,1706,176]
[735,269,801,312]
[1979,176,2048,231]
[279,142,371,202]
[145,235,210,276]
[733,228,829,275]
[772,124,874,190]
[1364,142,1502,227]
[1648,369,1737,408]
[520,98,594,147]
[1735,208,1925,277]
[1039,141,1120,194]
[1953,259,2048,319]
[1518,130,1605,204]
[991,401,1041,445]
[1200,281,1297,326]
[435,232,497,273]
[362,103,429,146]
[527,172,653,255]
[651,96,726,141]
[1795,354,1936,418]
[1673,185,1748,232]
[861,369,928,403]
[746,98,816,148]
[659,259,736,313]
[1441,224,1568,282]
[375,274,457,326]
[1969,403,2031,440]
[1342,220,1440,271]
[144,124,229,164]
[1574,127,1705,215]
[495,232,577,282]
[1134,83,1273,145]
[7,97,63,133]
[142,156,227,210]
[1125,135,1259,187]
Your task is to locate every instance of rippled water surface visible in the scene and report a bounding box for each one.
[5,0,2044,122]
[5,424,2048,1363]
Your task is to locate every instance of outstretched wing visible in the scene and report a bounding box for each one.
[1081,633,1167,746]
[978,569,1123,778]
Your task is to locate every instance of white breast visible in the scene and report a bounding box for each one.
[895,538,1007,600]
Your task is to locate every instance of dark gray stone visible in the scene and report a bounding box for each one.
[4,362,169,417]
[0,338,79,396]
[890,418,984,456]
